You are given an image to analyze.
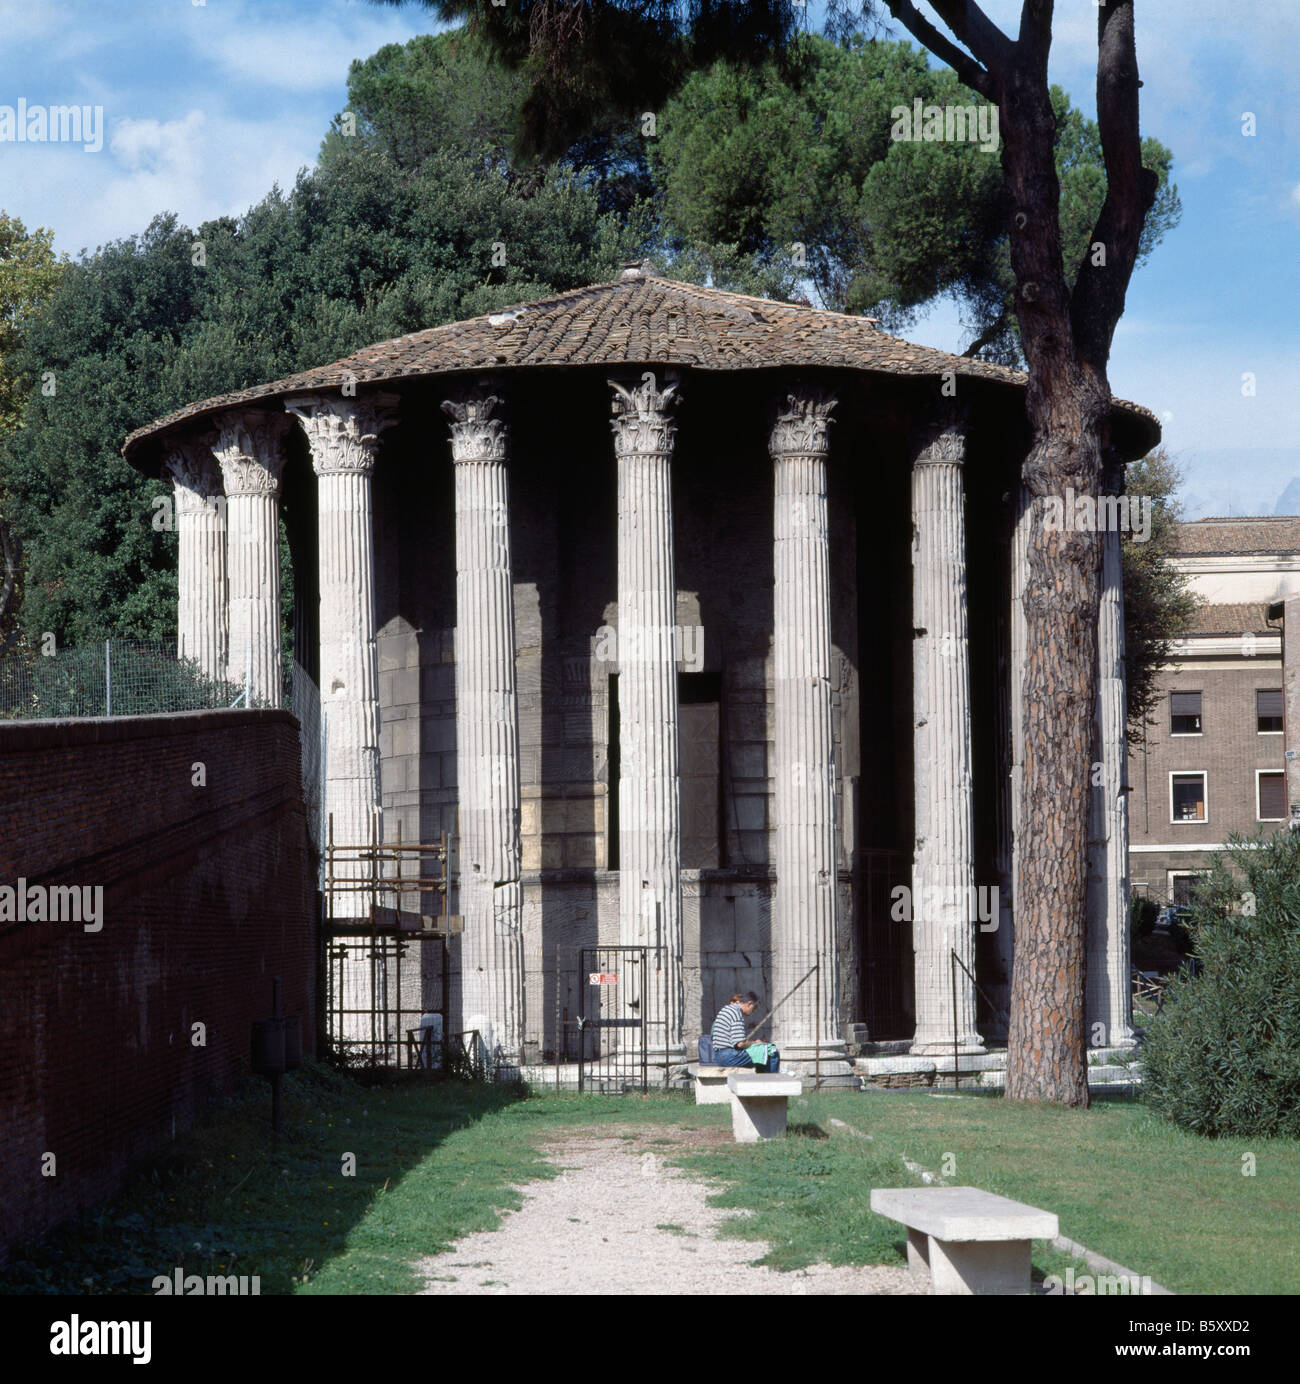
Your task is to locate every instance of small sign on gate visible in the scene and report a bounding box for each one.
[588,972,619,985]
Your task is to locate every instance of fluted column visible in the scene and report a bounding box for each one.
[164,436,227,683]
[445,387,524,1070]
[770,387,849,1075]
[988,491,1017,1043]
[910,411,984,1055]
[212,412,289,707]
[610,371,684,1063]
[285,394,396,899]
[1086,459,1135,1047]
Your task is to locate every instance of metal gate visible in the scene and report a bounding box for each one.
[573,945,669,1093]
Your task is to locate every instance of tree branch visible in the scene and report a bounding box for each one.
[883,1,997,100]
[928,0,1012,72]
[1017,0,1055,72]
[961,308,1010,359]
[1070,0,1157,372]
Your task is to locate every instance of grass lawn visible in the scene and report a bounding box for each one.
[786,1089,1300,1295]
[5,1067,1296,1295]
[2,1064,718,1295]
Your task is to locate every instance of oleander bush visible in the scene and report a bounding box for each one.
[1142,829,1300,1137]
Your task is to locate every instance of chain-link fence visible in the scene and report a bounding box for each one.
[0,639,324,858]
[0,640,249,720]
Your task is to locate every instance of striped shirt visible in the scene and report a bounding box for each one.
[711,1002,747,1051]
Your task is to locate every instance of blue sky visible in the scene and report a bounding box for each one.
[2,0,1297,517]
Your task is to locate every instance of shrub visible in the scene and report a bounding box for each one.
[1130,894,1159,945]
[1142,829,1300,1137]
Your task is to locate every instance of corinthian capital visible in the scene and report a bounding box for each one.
[609,370,680,458]
[769,385,837,460]
[163,433,223,514]
[211,410,291,496]
[442,386,508,463]
[912,401,967,467]
[285,393,400,477]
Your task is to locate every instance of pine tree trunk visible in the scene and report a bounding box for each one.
[1006,426,1105,1106]
[879,0,1157,1106]
[999,51,1111,1107]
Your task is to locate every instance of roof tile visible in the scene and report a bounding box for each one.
[123,274,1159,461]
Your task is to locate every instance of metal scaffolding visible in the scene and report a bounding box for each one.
[321,814,469,1070]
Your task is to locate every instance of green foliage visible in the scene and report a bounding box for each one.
[325,28,658,220]
[1,143,646,644]
[1130,893,1160,945]
[1,214,67,646]
[1122,447,1201,743]
[0,213,67,436]
[373,0,807,160]
[321,30,528,172]
[1142,831,1300,1138]
[650,35,1181,360]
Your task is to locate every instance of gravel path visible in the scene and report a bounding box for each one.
[415,1125,925,1296]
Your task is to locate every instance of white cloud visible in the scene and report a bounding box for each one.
[0,0,430,253]
[84,108,319,246]
[201,18,407,95]
[110,110,207,176]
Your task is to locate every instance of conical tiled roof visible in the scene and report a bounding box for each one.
[122,272,1160,463]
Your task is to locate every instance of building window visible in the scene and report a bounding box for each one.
[1258,770,1286,822]
[1170,691,1202,735]
[1170,772,1207,823]
[1257,689,1284,734]
[1168,871,1208,906]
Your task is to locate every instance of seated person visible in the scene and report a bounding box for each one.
[709,991,780,1072]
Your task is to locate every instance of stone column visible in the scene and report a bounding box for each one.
[164,436,227,683]
[770,387,850,1076]
[285,393,397,890]
[909,411,984,1056]
[610,371,684,1064]
[212,412,289,707]
[988,493,1017,1043]
[444,387,525,1070]
[1086,459,1135,1047]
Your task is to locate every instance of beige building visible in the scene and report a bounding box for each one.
[1128,517,1300,902]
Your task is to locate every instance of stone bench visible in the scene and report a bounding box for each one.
[726,1072,804,1142]
[870,1186,1058,1295]
[694,1066,741,1105]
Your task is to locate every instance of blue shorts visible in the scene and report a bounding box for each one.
[712,1044,780,1073]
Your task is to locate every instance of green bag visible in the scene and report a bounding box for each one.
[745,1042,776,1069]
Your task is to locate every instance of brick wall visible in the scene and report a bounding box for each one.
[0,709,316,1258]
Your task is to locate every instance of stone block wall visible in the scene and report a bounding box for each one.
[0,710,316,1259]
[365,368,898,1053]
